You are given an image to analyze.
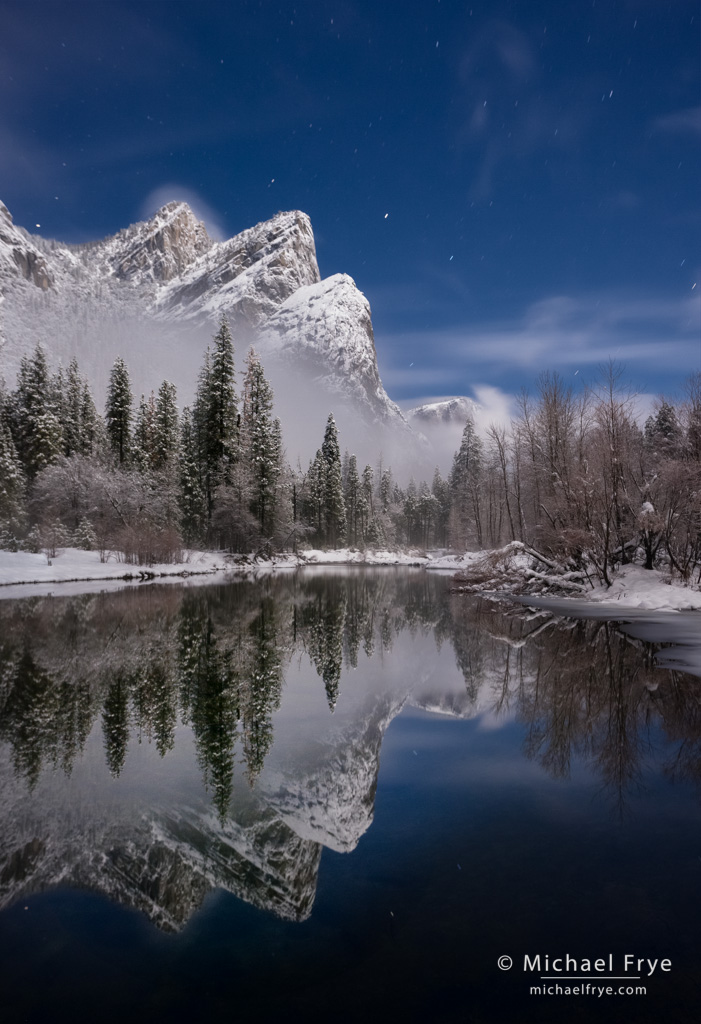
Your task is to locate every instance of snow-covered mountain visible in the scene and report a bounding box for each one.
[152,207,320,325]
[401,396,479,472]
[0,199,424,468]
[406,396,477,427]
[0,200,53,291]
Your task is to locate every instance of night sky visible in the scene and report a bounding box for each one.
[1,0,699,408]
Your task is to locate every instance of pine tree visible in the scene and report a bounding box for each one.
[431,467,451,547]
[53,364,67,444]
[684,372,701,461]
[644,400,682,457]
[379,467,393,512]
[360,465,373,542]
[153,380,179,472]
[102,674,130,778]
[54,360,102,459]
[242,599,284,782]
[366,513,386,548]
[80,378,102,456]
[62,359,83,457]
[362,465,374,510]
[105,356,133,465]
[304,449,327,543]
[193,317,239,520]
[12,346,64,478]
[0,418,26,540]
[342,456,370,546]
[404,478,419,545]
[269,417,285,540]
[321,414,346,548]
[416,480,439,548]
[210,316,239,473]
[132,392,157,471]
[73,516,97,550]
[240,350,279,537]
[344,454,361,545]
[179,407,206,544]
[304,584,346,711]
[450,413,484,548]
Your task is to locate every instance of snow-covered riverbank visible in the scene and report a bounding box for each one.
[452,541,701,613]
[583,563,701,612]
[0,546,479,598]
[1,546,699,613]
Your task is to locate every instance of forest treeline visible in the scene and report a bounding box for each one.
[448,365,701,585]
[0,316,699,582]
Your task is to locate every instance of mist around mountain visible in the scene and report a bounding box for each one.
[4,200,700,593]
[0,199,446,476]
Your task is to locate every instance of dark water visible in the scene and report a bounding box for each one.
[0,569,700,1024]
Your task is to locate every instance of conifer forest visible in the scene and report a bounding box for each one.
[1,317,699,585]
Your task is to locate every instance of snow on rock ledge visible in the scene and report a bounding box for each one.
[107,201,212,283]
[406,396,478,426]
[0,200,52,290]
[260,273,407,425]
[152,209,321,326]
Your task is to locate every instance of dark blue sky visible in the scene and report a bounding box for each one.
[1,0,699,407]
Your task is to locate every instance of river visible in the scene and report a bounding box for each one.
[0,569,699,1022]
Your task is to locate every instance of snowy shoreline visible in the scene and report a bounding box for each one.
[0,546,473,599]
[0,547,699,613]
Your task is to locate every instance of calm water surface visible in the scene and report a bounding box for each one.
[0,569,700,1023]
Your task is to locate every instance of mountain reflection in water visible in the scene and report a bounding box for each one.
[0,570,699,937]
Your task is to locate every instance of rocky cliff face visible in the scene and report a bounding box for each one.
[0,199,418,461]
[260,273,406,426]
[0,202,52,290]
[406,396,477,427]
[153,209,321,326]
[107,201,213,283]
[0,753,322,931]
[261,691,407,853]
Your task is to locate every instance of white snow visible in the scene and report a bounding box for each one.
[1,546,699,613]
[153,209,319,324]
[0,547,228,593]
[259,272,408,427]
[585,563,701,612]
[0,198,431,473]
[0,545,486,598]
[405,396,478,425]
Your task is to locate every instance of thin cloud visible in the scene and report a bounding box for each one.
[454,20,587,200]
[653,106,701,137]
[380,290,701,395]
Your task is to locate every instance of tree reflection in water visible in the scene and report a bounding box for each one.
[0,572,699,817]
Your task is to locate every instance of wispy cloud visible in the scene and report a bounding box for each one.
[653,106,701,137]
[380,290,701,397]
[454,20,588,200]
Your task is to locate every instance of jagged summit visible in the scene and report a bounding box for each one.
[153,208,320,326]
[106,201,213,283]
[0,198,319,304]
[0,198,437,469]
